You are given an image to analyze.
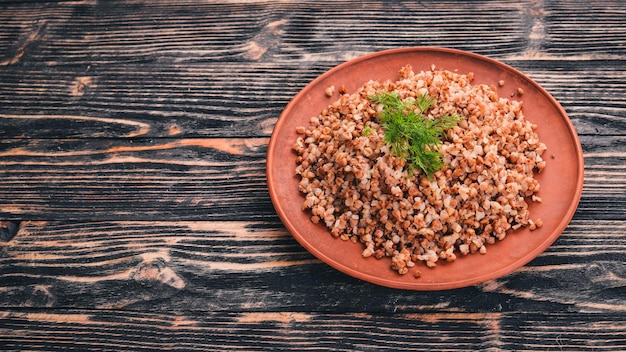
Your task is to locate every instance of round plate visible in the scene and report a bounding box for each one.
[266,47,584,290]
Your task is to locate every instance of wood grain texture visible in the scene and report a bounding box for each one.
[0,137,272,220]
[0,135,624,221]
[0,1,624,138]
[0,0,624,351]
[0,61,624,138]
[1,309,625,351]
[0,219,623,313]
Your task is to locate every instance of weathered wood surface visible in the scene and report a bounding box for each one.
[0,135,624,221]
[1,310,624,351]
[1,0,625,351]
[1,60,625,138]
[1,219,624,313]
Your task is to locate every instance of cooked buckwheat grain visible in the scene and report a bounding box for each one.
[293,65,546,276]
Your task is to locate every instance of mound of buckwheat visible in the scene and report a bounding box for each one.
[293,65,546,277]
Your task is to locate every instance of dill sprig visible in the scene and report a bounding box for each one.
[362,122,374,136]
[370,91,461,178]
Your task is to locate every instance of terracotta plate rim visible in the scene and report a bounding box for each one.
[266,47,584,290]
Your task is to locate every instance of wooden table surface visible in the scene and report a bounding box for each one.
[1,1,625,350]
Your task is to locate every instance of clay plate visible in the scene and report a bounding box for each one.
[266,47,584,290]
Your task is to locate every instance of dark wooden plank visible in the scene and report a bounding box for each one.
[0,1,624,138]
[0,0,538,66]
[0,309,624,351]
[0,137,274,221]
[0,219,623,312]
[543,1,626,58]
[0,1,270,65]
[1,0,622,66]
[0,60,624,138]
[499,312,626,351]
[0,135,624,221]
[0,63,302,138]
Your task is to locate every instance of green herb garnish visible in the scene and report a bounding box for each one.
[370,91,461,178]
[362,122,374,136]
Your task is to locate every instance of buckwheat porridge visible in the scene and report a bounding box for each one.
[293,65,546,277]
